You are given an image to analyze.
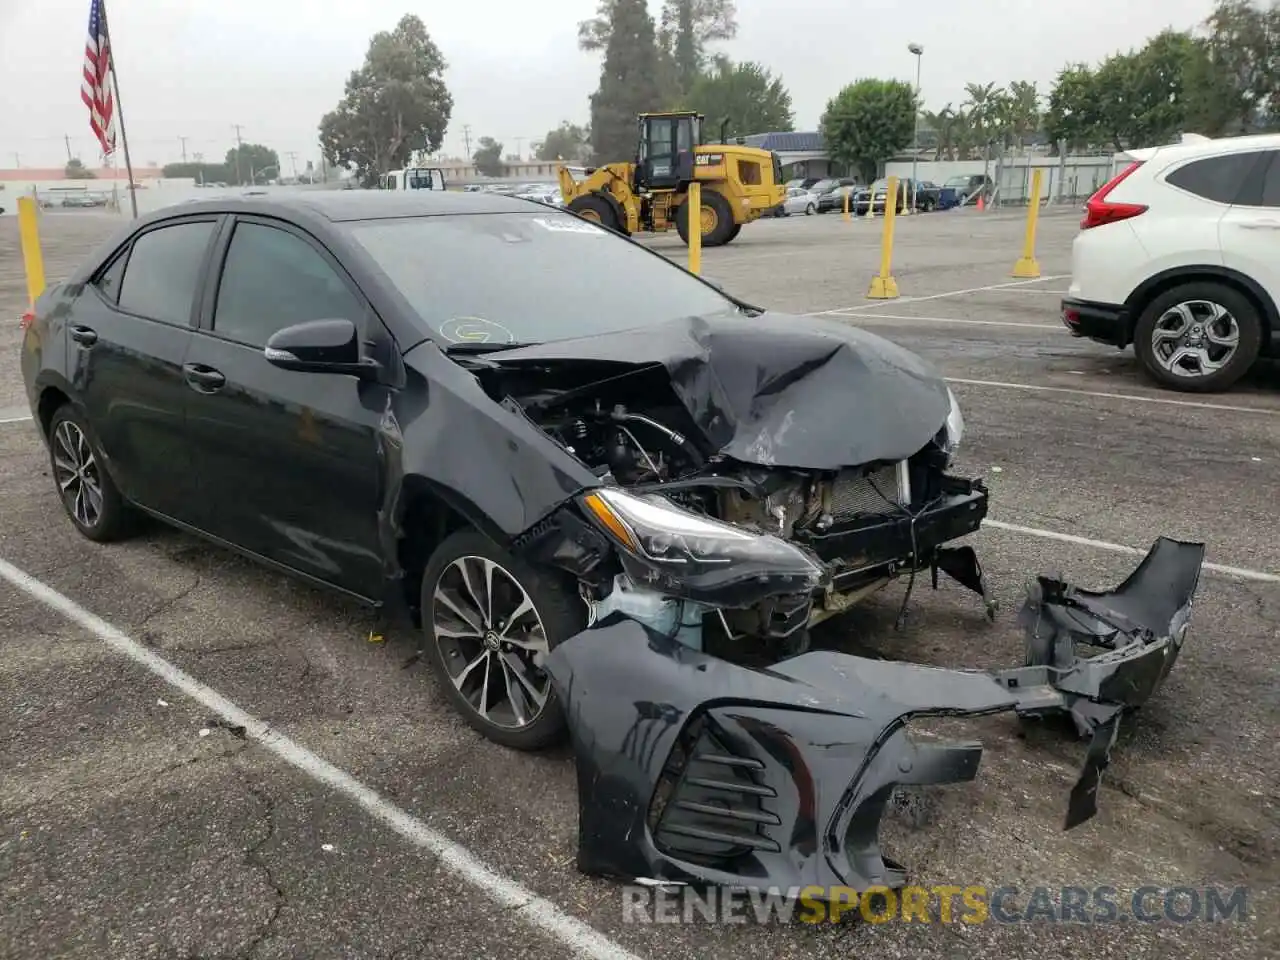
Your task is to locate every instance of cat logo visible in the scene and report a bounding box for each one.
[694,153,724,166]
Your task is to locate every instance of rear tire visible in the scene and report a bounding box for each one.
[46,403,136,543]
[805,203,815,215]
[675,190,735,247]
[567,194,622,234]
[421,529,586,751]
[1132,281,1262,393]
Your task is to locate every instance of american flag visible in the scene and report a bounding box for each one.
[81,0,117,158]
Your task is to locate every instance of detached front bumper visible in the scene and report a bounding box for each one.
[544,536,1205,898]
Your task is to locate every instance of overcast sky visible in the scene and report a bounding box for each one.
[2,0,1217,170]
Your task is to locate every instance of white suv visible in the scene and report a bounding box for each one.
[1063,133,1280,392]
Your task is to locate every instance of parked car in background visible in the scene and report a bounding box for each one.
[1063,133,1280,392]
[809,178,858,213]
[780,186,818,216]
[784,177,822,191]
[939,174,993,209]
[911,180,942,210]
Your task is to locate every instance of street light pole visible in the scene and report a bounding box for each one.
[908,43,923,213]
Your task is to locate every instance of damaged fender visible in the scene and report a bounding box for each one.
[544,618,1023,896]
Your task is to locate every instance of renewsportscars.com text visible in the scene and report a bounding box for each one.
[621,884,1250,925]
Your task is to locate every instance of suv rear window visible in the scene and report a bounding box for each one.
[1165,152,1263,204]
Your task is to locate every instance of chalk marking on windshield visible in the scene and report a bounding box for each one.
[440,317,515,344]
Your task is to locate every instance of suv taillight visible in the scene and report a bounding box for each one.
[1081,161,1147,229]
[19,310,35,331]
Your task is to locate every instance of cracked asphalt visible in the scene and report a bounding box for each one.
[1,205,1277,959]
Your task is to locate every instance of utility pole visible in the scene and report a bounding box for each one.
[514,136,524,160]
[12,152,19,168]
[179,136,188,163]
[285,151,298,179]
[232,124,245,184]
[64,135,74,162]
[462,124,472,158]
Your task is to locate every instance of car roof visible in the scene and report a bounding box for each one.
[147,189,540,224]
[1121,132,1280,164]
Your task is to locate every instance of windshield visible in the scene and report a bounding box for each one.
[944,175,971,188]
[345,211,739,346]
[810,179,838,193]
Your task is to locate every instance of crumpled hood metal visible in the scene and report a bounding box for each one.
[484,311,952,469]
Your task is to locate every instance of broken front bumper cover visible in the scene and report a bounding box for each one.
[542,537,1204,896]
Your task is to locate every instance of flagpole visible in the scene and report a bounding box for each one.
[97,0,137,218]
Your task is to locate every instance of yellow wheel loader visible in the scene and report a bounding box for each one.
[557,112,786,248]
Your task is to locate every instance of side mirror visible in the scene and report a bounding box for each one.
[264,319,378,379]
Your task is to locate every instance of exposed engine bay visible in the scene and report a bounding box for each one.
[481,355,990,657]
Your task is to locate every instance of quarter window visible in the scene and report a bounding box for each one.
[1165,152,1262,204]
[116,221,216,324]
[1259,152,1280,207]
[212,222,364,347]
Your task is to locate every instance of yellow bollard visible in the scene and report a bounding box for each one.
[18,197,47,308]
[1012,169,1044,278]
[843,188,851,222]
[867,176,900,299]
[863,182,876,219]
[687,180,702,275]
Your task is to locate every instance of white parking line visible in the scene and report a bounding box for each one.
[947,377,1280,416]
[983,288,1070,295]
[0,556,644,960]
[834,313,1059,331]
[807,276,1069,316]
[0,415,33,425]
[984,520,1280,584]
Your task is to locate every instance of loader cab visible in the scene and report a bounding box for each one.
[637,112,702,190]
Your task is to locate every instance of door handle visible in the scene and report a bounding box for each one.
[182,363,226,391]
[70,325,98,346]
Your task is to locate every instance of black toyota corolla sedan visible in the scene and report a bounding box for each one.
[20,190,988,749]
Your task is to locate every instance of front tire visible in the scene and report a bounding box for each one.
[46,403,135,542]
[422,529,586,750]
[567,194,622,234]
[675,190,735,247]
[1133,281,1262,393]
[805,203,815,215]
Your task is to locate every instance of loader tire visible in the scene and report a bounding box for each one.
[675,190,735,248]
[567,194,622,234]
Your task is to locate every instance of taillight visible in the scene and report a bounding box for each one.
[19,310,35,332]
[1081,161,1147,229]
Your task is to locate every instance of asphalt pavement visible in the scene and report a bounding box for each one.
[1,205,1276,959]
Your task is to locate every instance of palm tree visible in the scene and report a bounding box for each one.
[963,81,1001,147]
[923,104,963,160]
[1006,80,1042,149]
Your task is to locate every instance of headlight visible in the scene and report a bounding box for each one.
[940,387,965,460]
[579,487,825,604]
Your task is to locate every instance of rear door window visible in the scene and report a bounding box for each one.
[116,220,217,325]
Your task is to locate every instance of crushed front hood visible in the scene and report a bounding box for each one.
[484,311,951,469]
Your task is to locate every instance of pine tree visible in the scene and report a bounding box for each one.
[589,0,663,162]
